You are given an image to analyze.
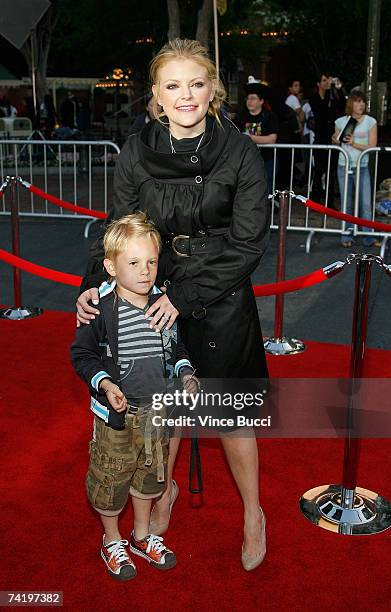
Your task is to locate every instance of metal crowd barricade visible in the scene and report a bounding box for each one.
[0,140,121,224]
[354,146,391,259]
[259,144,351,251]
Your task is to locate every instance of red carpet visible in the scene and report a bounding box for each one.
[1,311,390,611]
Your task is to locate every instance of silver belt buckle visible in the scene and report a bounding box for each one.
[172,234,191,257]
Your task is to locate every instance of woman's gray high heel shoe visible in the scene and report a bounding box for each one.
[241,507,266,571]
[149,480,179,536]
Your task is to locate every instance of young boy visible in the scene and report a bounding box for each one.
[71,212,197,581]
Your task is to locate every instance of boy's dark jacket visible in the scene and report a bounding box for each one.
[71,283,193,430]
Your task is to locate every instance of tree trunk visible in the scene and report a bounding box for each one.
[20,5,59,107]
[196,0,213,49]
[167,0,180,40]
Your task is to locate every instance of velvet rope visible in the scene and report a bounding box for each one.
[303,198,391,233]
[0,246,330,294]
[253,268,328,297]
[0,249,82,287]
[27,184,108,220]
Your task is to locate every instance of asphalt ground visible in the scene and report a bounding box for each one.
[0,216,390,350]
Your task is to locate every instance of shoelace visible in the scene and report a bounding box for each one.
[106,539,130,564]
[145,534,166,555]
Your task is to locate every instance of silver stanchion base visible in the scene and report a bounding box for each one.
[0,307,43,320]
[300,484,391,535]
[263,336,306,355]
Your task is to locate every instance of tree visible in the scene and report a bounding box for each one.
[256,0,391,89]
[196,0,213,48]
[167,0,181,39]
[20,2,59,105]
[166,0,214,48]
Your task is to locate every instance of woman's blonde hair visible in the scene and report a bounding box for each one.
[103,211,162,261]
[149,38,226,123]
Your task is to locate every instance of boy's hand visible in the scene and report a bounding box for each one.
[100,381,127,412]
[182,373,200,395]
[76,288,100,327]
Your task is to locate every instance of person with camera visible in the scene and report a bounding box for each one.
[310,73,345,207]
[332,89,380,247]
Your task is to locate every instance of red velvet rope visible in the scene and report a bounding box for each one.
[0,246,329,294]
[253,268,328,296]
[27,184,108,220]
[0,190,4,198]
[304,198,391,233]
[0,249,82,286]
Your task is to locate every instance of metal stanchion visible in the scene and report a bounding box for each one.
[264,190,305,355]
[300,254,391,535]
[0,176,42,320]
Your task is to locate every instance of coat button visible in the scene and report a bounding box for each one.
[195,175,203,184]
[198,229,206,235]
[209,341,216,348]
[190,155,198,163]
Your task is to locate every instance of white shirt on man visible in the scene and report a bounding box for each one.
[285,94,301,111]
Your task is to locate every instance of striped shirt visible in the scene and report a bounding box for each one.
[117,298,165,399]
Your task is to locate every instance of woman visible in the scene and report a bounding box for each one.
[77,39,270,571]
[332,90,380,247]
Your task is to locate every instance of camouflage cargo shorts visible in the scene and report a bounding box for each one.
[86,407,169,514]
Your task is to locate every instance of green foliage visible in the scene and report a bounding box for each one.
[49,0,166,77]
[217,0,273,71]
[47,0,391,91]
[260,0,391,88]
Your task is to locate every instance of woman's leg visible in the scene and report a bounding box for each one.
[149,435,181,526]
[358,167,378,246]
[220,430,264,557]
[338,165,354,244]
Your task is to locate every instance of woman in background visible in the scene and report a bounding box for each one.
[333,90,380,247]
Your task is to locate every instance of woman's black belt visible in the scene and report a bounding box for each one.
[168,234,226,257]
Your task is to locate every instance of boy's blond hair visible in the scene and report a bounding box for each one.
[103,212,162,261]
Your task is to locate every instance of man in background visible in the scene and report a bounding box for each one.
[235,81,278,195]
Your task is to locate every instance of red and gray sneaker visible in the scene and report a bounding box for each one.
[100,536,137,581]
[129,531,177,570]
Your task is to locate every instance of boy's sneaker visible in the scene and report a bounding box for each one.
[129,531,177,570]
[101,536,137,581]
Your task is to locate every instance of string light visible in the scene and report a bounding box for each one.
[134,37,153,44]
[95,68,133,89]
[219,29,288,38]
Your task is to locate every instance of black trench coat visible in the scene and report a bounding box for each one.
[82,114,270,380]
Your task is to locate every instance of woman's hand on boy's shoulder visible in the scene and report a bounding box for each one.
[145,290,179,332]
[76,287,100,327]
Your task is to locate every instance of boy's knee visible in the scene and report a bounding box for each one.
[130,469,166,498]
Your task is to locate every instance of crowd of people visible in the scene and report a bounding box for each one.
[231,75,380,245]
[0,91,90,138]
